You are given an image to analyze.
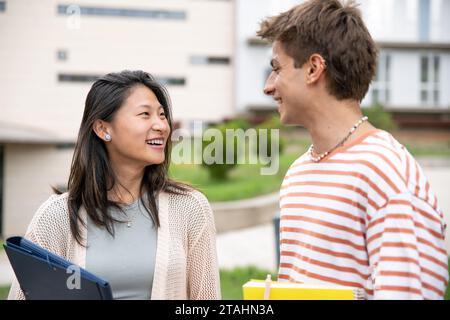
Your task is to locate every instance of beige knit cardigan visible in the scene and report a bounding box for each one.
[8,189,221,300]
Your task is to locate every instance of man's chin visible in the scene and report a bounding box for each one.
[279,112,289,125]
[279,114,302,127]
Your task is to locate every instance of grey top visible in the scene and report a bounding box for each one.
[86,196,157,300]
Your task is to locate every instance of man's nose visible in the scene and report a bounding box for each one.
[263,74,275,96]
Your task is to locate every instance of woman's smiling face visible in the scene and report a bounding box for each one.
[104,85,170,167]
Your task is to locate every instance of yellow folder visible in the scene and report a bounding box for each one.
[243,279,365,300]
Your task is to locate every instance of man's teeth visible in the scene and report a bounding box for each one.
[147,139,164,145]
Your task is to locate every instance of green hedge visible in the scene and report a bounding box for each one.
[201,116,287,181]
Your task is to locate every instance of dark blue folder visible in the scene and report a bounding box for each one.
[4,236,113,300]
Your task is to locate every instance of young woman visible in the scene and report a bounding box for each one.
[8,70,221,300]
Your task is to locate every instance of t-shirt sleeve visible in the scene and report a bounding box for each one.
[366,193,448,299]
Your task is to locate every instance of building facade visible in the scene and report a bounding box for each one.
[236,0,450,127]
[0,0,234,237]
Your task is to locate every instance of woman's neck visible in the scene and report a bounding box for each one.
[108,159,145,205]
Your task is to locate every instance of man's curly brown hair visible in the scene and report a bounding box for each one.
[258,0,378,102]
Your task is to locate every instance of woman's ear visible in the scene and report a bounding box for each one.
[93,119,111,142]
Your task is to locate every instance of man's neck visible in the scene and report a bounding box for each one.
[305,99,375,155]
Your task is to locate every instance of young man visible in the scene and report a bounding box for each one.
[258,0,448,299]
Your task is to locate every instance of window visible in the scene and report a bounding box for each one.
[157,77,186,86]
[0,1,5,12]
[420,54,440,106]
[190,56,231,65]
[371,53,391,105]
[54,184,68,193]
[57,4,186,20]
[419,0,430,41]
[57,50,68,61]
[58,73,186,86]
[58,73,100,82]
[56,143,76,150]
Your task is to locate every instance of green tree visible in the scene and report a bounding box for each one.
[201,119,250,180]
[362,103,397,131]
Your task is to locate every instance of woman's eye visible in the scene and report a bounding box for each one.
[160,112,166,118]
[140,112,150,116]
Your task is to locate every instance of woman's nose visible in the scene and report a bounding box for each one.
[151,117,167,133]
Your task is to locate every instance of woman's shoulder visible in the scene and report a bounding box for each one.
[37,192,69,213]
[165,187,211,212]
[30,192,70,227]
[163,187,216,243]
[164,187,214,228]
[22,192,71,256]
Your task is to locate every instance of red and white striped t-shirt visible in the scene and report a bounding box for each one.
[279,129,448,299]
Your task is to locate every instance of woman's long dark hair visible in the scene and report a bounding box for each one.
[64,70,189,246]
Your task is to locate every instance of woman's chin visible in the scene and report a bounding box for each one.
[143,156,165,166]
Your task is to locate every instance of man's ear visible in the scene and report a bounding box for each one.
[92,119,111,141]
[306,54,327,84]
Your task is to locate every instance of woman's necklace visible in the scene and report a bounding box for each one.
[307,116,369,162]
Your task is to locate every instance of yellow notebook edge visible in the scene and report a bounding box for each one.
[243,279,366,300]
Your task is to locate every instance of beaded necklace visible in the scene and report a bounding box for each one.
[307,116,369,162]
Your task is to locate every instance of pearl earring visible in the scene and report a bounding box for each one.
[105,134,111,142]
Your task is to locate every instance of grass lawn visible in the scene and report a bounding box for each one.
[220,266,276,300]
[168,134,312,202]
[447,276,450,300]
[0,285,10,300]
[402,142,450,157]
[169,152,301,202]
[394,130,450,158]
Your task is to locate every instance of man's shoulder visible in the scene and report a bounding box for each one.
[349,129,411,169]
[355,129,406,156]
[284,152,310,174]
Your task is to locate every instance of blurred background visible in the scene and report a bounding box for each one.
[0,0,449,299]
